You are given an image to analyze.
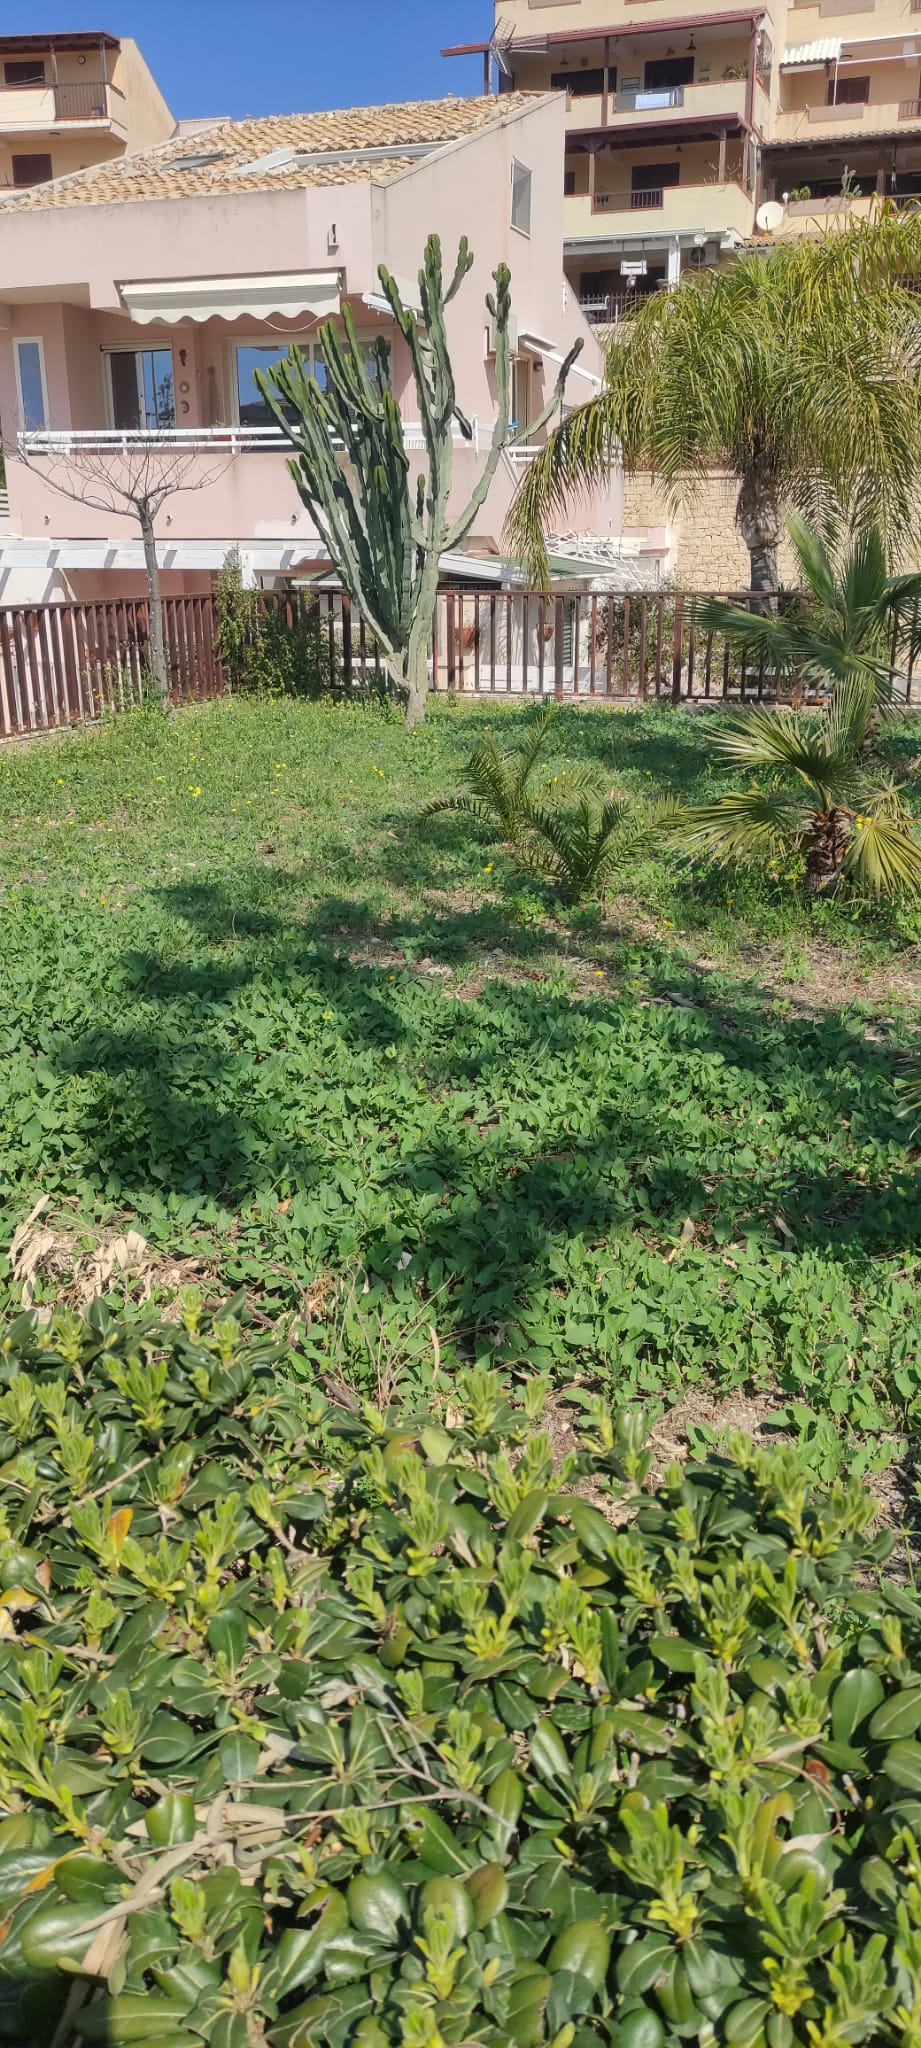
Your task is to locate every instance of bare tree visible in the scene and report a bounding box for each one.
[14,433,231,700]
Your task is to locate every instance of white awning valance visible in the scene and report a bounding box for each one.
[117,271,341,326]
[781,37,842,66]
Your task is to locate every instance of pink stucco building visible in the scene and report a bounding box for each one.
[0,92,624,605]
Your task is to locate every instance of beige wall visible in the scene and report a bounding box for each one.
[115,40,176,153]
[624,471,800,589]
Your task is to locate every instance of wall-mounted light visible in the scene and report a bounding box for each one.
[327,223,338,252]
[77,53,86,64]
[179,347,188,367]
[688,35,696,51]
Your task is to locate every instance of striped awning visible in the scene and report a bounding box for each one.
[781,37,842,65]
[117,271,341,326]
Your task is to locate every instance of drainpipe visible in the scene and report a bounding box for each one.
[667,236,682,288]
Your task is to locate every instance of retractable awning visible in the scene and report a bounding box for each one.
[781,38,842,66]
[117,271,341,326]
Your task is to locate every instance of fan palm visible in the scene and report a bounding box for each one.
[419,701,596,841]
[696,515,921,704]
[674,680,921,896]
[507,209,921,600]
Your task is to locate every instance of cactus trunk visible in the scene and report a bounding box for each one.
[255,236,583,725]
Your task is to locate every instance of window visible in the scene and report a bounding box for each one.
[14,338,48,430]
[643,56,695,89]
[827,73,870,103]
[232,342,328,429]
[106,348,175,430]
[12,153,52,187]
[510,158,532,235]
[550,67,606,96]
[4,59,46,85]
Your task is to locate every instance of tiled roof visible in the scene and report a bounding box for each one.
[0,95,541,211]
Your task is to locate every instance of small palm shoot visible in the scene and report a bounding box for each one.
[526,794,675,903]
[674,680,921,897]
[419,702,596,843]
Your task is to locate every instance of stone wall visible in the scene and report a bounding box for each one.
[623,471,799,592]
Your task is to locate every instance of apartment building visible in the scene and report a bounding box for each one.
[0,94,623,605]
[445,0,921,319]
[0,31,174,193]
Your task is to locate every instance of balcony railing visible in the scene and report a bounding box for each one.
[616,85,684,112]
[593,187,665,211]
[580,289,663,323]
[900,98,921,120]
[53,79,111,120]
[18,420,490,458]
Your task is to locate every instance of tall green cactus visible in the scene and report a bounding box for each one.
[255,236,582,725]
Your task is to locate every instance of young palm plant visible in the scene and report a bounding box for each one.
[526,794,674,903]
[675,680,921,896]
[695,515,921,706]
[419,702,596,842]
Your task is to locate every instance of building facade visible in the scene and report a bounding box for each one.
[445,0,921,319]
[0,31,174,193]
[0,94,626,605]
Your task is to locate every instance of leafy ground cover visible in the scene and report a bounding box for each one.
[1,695,920,1483]
[0,1307,919,2048]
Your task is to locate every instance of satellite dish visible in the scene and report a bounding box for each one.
[756,200,785,232]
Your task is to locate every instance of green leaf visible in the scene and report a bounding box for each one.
[868,1689,921,1743]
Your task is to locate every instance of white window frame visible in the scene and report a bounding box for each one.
[13,335,49,431]
[510,158,532,237]
[102,343,176,430]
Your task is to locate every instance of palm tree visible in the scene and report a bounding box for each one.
[673,680,921,896]
[419,702,595,841]
[507,209,921,601]
[696,515,921,703]
[525,792,676,902]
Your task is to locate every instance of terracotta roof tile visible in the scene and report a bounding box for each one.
[0,95,542,210]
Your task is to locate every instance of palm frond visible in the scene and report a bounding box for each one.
[417,794,500,827]
[670,789,808,863]
[706,707,843,801]
[842,813,921,895]
[511,701,560,798]
[525,795,638,901]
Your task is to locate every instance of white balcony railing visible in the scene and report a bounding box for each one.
[18,420,490,458]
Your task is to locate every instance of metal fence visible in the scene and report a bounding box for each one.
[1,584,916,739]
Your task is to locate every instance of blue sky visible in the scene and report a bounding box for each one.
[5,2,494,117]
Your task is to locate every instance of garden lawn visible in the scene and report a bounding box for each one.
[2,693,921,1484]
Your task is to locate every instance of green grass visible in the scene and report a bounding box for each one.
[2,693,921,1479]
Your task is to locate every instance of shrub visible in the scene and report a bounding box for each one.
[214,556,342,699]
[0,1300,919,2048]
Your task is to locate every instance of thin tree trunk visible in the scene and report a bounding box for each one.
[805,810,845,892]
[138,500,169,703]
[736,468,781,617]
[403,631,430,728]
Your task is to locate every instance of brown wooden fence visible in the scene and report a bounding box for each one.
[1,585,918,739]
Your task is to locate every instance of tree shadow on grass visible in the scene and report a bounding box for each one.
[42,876,921,1330]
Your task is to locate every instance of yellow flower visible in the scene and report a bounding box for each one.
[100,895,107,905]
[483,864,494,873]
[56,777,63,785]
[188,786,202,797]
[594,969,603,977]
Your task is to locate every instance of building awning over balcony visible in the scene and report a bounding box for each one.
[781,39,842,67]
[117,271,342,327]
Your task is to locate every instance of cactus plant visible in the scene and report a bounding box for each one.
[255,236,582,725]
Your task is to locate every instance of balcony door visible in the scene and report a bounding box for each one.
[106,348,175,431]
[631,162,680,208]
[643,56,694,90]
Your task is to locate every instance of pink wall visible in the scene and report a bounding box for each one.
[0,98,620,582]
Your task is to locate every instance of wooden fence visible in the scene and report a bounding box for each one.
[1,585,918,739]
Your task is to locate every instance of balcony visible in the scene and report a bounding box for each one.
[19,421,493,459]
[566,182,754,241]
[773,96,921,139]
[564,77,749,131]
[0,79,124,134]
